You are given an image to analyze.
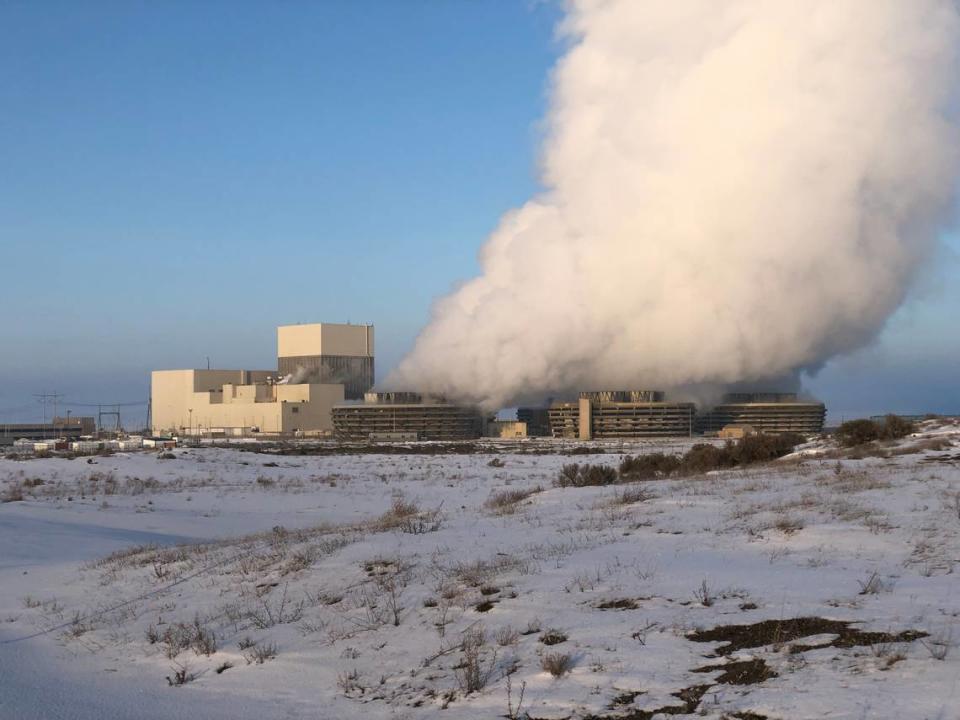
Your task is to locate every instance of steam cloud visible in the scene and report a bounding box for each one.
[390,0,960,409]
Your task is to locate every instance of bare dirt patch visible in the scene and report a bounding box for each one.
[688,617,926,656]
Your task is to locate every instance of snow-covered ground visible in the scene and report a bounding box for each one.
[2,426,959,720]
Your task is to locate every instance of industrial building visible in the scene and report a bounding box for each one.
[277,323,374,400]
[695,393,826,434]
[516,407,552,437]
[548,390,825,440]
[0,416,96,445]
[332,392,485,441]
[487,420,528,438]
[151,322,373,437]
[549,391,696,440]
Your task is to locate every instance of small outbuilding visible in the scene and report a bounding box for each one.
[718,424,757,439]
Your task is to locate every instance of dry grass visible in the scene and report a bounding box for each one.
[539,629,568,646]
[484,486,542,515]
[244,640,278,664]
[454,625,497,694]
[774,513,805,534]
[816,470,891,493]
[1,482,24,503]
[613,486,655,505]
[857,571,895,595]
[541,651,574,678]
[495,625,520,646]
[373,497,442,534]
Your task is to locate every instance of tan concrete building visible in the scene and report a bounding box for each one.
[717,424,756,439]
[696,393,825,434]
[151,322,373,436]
[151,369,344,436]
[486,420,528,439]
[550,391,696,439]
[331,392,484,441]
[277,323,374,399]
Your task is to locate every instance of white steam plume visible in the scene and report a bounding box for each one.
[390,0,960,409]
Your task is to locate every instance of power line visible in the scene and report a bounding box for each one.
[61,401,147,408]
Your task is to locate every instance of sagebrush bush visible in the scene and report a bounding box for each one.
[680,444,735,474]
[454,626,496,694]
[484,487,541,514]
[1,482,25,503]
[541,651,574,678]
[835,419,880,446]
[244,641,278,664]
[539,629,568,646]
[620,433,804,484]
[618,453,680,480]
[878,414,915,440]
[554,463,618,488]
[727,433,805,465]
[836,415,914,447]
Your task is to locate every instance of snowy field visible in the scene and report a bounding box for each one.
[2,427,960,720]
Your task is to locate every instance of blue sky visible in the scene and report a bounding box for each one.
[1,1,957,426]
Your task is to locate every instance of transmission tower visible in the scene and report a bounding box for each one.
[33,391,64,438]
[97,404,122,437]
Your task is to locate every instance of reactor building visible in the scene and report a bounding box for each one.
[151,322,374,437]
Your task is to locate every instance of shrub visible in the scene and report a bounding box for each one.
[615,486,653,505]
[680,444,735,474]
[146,624,160,644]
[190,617,217,656]
[166,661,194,686]
[727,433,804,465]
[618,453,680,480]
[162,623,195,658]
[554,463,617,488]
[878,414,915,441]
[454,626,496,694]
[835,419,881,447]
[857,570,894,595]
[244,641,278,664]
[495,625,519,646]
[539,629,568,646]
[693,579,715,607]
[484,487,541,514]
[373,497,441,533]
[541,652,574,678]
[2,483,25,503]
[836,416,913,447]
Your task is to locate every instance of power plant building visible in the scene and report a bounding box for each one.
[696,393,826,434]
[151,323,373,436]
[1,416,96,445]
[277,323,374,400]
[516,407,552,437]
[549,391,696,440]
[332,392,485,441]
